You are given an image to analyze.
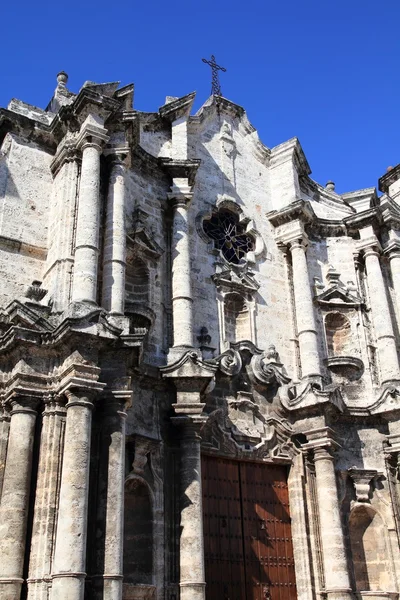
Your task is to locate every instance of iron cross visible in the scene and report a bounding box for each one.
[202,54,226,96]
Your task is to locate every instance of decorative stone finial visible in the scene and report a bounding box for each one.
[387,166,394,172]
[25,280,47,303]
[326,265,341,286]
[57,71,68,88]
[325,181,335,191]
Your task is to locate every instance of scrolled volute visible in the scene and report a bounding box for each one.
[216,348,242,376]
[251,345,291,386]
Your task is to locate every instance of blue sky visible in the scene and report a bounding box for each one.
[1,0,399,194]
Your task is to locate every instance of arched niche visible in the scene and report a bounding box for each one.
[123,477,153,586]
[224,292,251,344]
[325,312,352,356]
[349,504,394,593]
[125,256,150,306]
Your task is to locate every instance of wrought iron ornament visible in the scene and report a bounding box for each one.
[202,54,226,96]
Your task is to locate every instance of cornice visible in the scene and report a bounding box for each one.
[269,137,311,176]
[379,164,400,194]
[267,199,315,228]
[159,92,196,122]
[343,206,379,233]
[159,157,200,186]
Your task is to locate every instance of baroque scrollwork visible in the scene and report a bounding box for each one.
[202,342,294,460]
[251,345,291,386]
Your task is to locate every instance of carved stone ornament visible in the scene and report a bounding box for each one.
[347,467,380,503]
[217,348,242,376]
[202,341,293,459]
[201,396,294,461]
[315,266,362,308]
[251,345,291,386]
[25,280,48,303]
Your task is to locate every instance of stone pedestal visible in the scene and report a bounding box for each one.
[101,153,128,315]
[304,429,354,600]
[363,245,400,385]
[289,239,322,383]
[27,396,67,600]
[51,390,96,600]
[71,120,109,305]
[0,396,38,600]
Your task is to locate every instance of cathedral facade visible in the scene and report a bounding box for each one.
[0,72,399,600]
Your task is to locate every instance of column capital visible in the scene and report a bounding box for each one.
[167,185,193,208]
[356,235,382,258]
[383,237,400,259]
[274,219,309,250]
[42,393,67,417]
[7,394,39,415]
[64,388,97,410]
[76,120,109,152]
[104,146,130,169]
[302,426,340,457]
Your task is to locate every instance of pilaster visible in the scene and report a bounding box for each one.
[91,384,132,600]
[27,395,67,600]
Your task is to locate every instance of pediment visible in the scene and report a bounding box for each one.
[0,300,53,336]
[212,267,259,295]
[316,286,361,308]
[127,210,164,260]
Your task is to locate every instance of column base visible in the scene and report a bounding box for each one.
[325,588,355,600]
[180,581,206,600]
[0,578,24,600]
[27,578,51,600]
[91,575,123,600]
[51,573,86,600]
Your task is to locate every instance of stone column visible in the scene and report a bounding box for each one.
[92,390,130,600]
[0,396,38,600]
[169,193,193,349]
[175,418,206,600]
[71,119,109,305]
[289,239,322,382]
[51,390,96,600]
[0,401,10,499]
[162,352,217,600]
[27,396,66,600]
[304,429,354,600]
[363,243,400,384]
[385,240,400,325]
[101,152,128,315]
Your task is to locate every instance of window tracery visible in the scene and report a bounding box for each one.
[203,209,255,264]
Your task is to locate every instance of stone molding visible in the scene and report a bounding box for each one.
[302,426,341,455]
[347,467,380,503]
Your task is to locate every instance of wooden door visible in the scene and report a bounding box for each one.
[202,456,297,600]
